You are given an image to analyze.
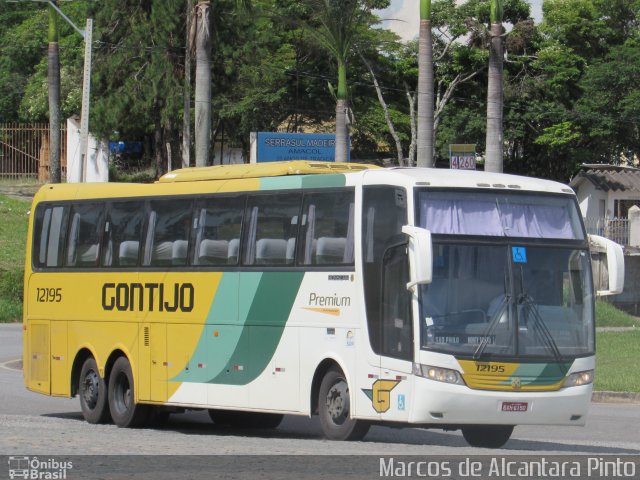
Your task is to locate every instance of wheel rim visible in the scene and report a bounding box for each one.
[325,378,350,426]
[82,369,100,410]
[113,372,132,415]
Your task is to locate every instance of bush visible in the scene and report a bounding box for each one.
[0,269,23,323]
[0,297,22,323]
[0,269,23,301]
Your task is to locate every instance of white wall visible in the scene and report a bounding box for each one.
[575,181,606,218]
[66,117,109,183]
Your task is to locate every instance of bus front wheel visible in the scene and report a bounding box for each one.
[318,367,370,441]
[78,357,111,424]
[108,357,149,428]
[461,425,514,448]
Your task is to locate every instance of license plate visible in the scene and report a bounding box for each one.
[501,401,528,412]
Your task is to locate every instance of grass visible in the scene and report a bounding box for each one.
[595,300,639,328]
[595,330,640,392]
[0,194,30,322]
[0,176,39,186]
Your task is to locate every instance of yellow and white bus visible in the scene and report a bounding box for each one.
[23,161,624,447]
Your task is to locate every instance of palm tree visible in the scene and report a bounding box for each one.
[485,0,504,173]
[192,1,211,167]
[48,1,61,183]
[416,0,434,168]
[307,0,369,163]
[191,0,251,168]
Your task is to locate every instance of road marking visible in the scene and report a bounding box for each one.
[0,358,22,371]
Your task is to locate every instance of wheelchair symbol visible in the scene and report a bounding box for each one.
[512,247,527,263]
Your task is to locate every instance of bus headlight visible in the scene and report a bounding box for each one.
[413,364,464,385]
[563,370,594,387]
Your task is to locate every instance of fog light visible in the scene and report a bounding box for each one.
[563,370,594,387]
[413,363,464,385]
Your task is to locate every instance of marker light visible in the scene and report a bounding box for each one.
[413,364,465,385]
[563,370,594,387]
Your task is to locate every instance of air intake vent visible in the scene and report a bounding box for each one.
[144,326,150,347]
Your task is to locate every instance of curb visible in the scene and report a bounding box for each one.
[592,391,640,404]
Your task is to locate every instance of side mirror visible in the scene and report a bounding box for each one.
[589,234,625,296]
[402,225,433,291]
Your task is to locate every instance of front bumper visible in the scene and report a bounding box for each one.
[408,378,592,426]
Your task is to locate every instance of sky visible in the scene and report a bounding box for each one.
[377,0,544,42]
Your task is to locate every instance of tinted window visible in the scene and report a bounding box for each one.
[144,200,193,266]
[103,201,146,267]
[192,196,244,265]
[362,186,408,355]
[65,203,105,268]
[299,190,354,265]
[243,193,301,266]
[33,205,68,268]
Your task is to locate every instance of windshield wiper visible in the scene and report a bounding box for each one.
[473,294,510,360]
[519,293,565,364]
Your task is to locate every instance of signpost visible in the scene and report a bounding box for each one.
[251,132,347,163]
[449,144,476,170]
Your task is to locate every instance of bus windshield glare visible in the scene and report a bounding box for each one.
[416,190,594,359]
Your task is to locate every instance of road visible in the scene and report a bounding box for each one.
[1,323,639,478]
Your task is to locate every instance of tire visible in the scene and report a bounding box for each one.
[208,410,284,429]
[318,367,370,441]
[108,356,149,428]
[78,357,111,424]
[462,425,514,448]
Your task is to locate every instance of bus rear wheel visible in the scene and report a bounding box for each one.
[461,425,514,448]
[208,410,284,429]
[108,357,149,428]
[78,357,111,424]
[318,367,370,441]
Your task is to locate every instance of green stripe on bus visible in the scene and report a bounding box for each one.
[500,362,572,386]
[172,271,304,385]
[259,174,345,191]
[208,271,304,385]
[301,174,346,188]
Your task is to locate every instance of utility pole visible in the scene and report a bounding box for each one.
[45,1,92,182]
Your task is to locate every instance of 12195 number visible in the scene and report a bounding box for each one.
[36,287,62,303]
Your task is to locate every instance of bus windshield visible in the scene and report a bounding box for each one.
[416,190,594,359]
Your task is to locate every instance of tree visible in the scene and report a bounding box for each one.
[576,38,640,163]
[305,0,387,162]
[417,0,434,167]
[48,1,61,183]
[91,1,185,177]
[192,0,251,167]
[192,1,211,167]
[484,0,504,173]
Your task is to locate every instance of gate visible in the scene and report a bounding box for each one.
[0,123,67,182]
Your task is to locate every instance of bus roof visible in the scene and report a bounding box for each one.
[363,168,576,196]
[32,163,575,204]
[157,160,379,183]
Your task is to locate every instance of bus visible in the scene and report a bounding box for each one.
[23,160,624,448]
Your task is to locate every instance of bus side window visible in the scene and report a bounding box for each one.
[299,190,355,266]
[243,193,301,266]
[32,205,67,268]
[64,203,105,268]
[144,200,193,267]
[102,201,146,267]
[192,195,244,266]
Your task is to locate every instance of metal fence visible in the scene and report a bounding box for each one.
[583,217,630,245]
[0,123,67,182]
